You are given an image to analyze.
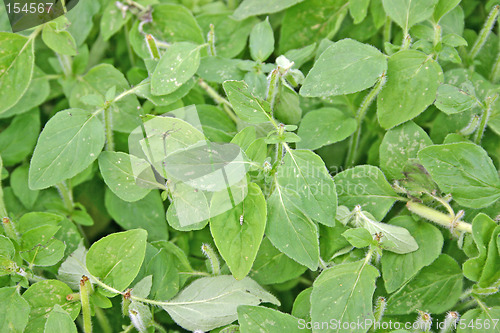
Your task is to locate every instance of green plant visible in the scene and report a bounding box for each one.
[1,0,500,332]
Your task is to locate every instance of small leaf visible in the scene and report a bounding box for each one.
[58,242,92,290]
[151,42,202,96]
[0,109,40,166]
[29,109,105,190]
[418,142,500,208]
[433,0,461,23]
[349,0,370,24]
[382,0,439,33]
[233,0,304,20]
[44,304,78,333]
[86,229,147,294]
[210,183,266,280]
[42,23,77,56]
[161,275,279,331]
[342,227,374,248]
[311,259,379,333]
[223,80,273,124]
[237,306,303,333]
[301,38,387,97]
[249,18,275,62]
[297,108,357,150]
[435,84,477,114]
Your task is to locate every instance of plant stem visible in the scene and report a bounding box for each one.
[345,73,386,167]
[80,276,93,333]
[470,5,500,60]
[207,24,216,56]
[152,321,167,333]
[198,79,239,123]
[2,217,18,240]
[473,95,497,144]
[104,104,115,151]
[406,201,472,233]
[146,34,161,60]
[201,243,220,275]
[95,307,113,333]
[124,24,135,66]
[383,17,392,45]
[55,181,74,212]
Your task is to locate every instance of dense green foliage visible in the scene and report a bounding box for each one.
[1,0,500,332]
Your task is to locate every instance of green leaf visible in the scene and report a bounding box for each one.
[0,108,40,166]
[135,77,196,106]
[162,275,279,331]
[386,254,463,315]
[20,224,66,267]
[0,287,30,332]
[23,280,81,333]
[379,121,433,180]
[301,38,387,97]
[382,0,439,33]
[377,50,443,129]
[296,108,357,150]
[146,249,179,300]
[69,64,141,132]
[381,216,443,293]
[197,57,245,83]
[105,189,168,242]
[478,225,500,288]
[233,0,304,20]
[277,150,337,226]
[151,42,202,96]
[86,229,147,293]
[342,227,374,248]
[266,183,319,270]
[98,151,152,202]
[223,80,273,123]
[292,287,312,320]
[249,18,275,62]
[57,242,92,290]
[42,23,77,56]
[458,306,500,333]
[11,164,39,209]
[349,0,370,24]
[435,84,477,114]
[210,183,266,280]
[250,237,307,285]
[310,259,379,333]
[279,0,349,53]
[418,142,500,208]
[0,235,15,259]
[100,0,131,41]
[433,0,461,23]
[333,165,401,221]
[44,304,78,333]
[29,109,105,190]
[237,306,304,333]
[274,81,303,125]
[0,32,35,114]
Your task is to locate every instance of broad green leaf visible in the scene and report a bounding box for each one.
[266,184,319,270]
[349,0,370,24]
[105,189,168,242]
[237,306,304,333]
[42,23,77,56]
[382,0,439,33]
[381,216,443,293]
[0,32,34,114]
[418,143,500,208]
[98,151,152,202]
[161,275,280,332]
[342,227,374,248]
[0,287,30,332]
[435,84,477,114]
[23,280,80,333]
[333,165,401,221]
[433,0,461,23]
[44,304,78,333]
[86,229,147,293]
[377,50,443,129]
[279,0,349,53]
[11,164,39,209]
[274,81,302,125]
[0,67,50,119]
[151,42,202,96]
[223,80,273,124]
[310,259,379,333]
[69,64,141,132]
[29,109,105,190]
[355,211,418,254]
[277,150,337,226]
[379,121,433,180]
[197,14,257,59]
[0,108,40,166]
[210,183,266,280]
[249,18,274,62]
[458,307,500,333]
[250,237,307,285]
[386,254,463,315]
[233,0,304,20]
[146,249,179,300]
[301,38,387,97]
[297,108,357,150]
[197,57,246,83]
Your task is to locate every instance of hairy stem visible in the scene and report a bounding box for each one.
[104,104,115,151]
[406,201,472,233]
[345,73,386,167]
[80,276,93,333]
[198,79,239,123]
[470,5,500,60]
[473,95,497,144]
[55,181,74,212]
